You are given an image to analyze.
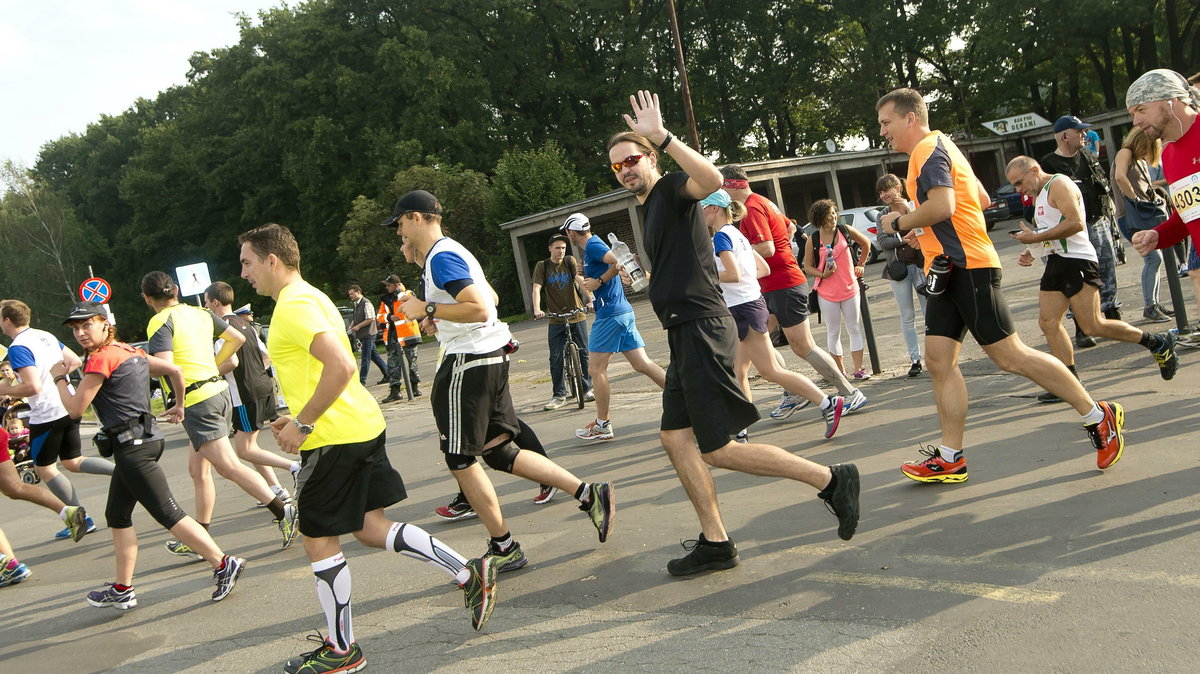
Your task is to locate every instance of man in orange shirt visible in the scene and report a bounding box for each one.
[377,275,422,402]
[875,88,1126,482]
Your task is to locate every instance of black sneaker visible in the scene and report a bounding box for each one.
[1037,390,1063,404]
[907,361,922,377]
[666,536,739,577]
[1151,331,1178,381]
[1075,331,1097,349]
[818,464,860,541]
[1103,307,1123,321]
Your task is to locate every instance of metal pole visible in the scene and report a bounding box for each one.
[858,279,882,375]
[665,0,701,152]
[1162,245,1190,331]
[400,342,414,401]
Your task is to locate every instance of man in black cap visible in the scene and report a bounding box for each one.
[1041,115,1122,340]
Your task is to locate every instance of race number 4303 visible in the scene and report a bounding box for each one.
[1169,172,1200,223]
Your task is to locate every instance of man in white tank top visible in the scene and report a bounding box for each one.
[1007,156,1178,395]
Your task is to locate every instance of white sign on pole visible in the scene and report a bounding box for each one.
[982,113,1052,136]
[175,262,212,298]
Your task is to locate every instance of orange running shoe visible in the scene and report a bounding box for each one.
[1086,401,1125,469]
[900,446,968,483]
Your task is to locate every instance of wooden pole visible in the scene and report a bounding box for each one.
[665,0,701,151]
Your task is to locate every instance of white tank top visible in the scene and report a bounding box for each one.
[422,237,512,355]
[1034,174,1097,262]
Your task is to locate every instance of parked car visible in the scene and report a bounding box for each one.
[983,182,1024,230]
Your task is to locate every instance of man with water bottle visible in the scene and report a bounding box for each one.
[561,213,666,441]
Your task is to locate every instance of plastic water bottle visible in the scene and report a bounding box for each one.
[823,244,837,274]
[607,233,649,292]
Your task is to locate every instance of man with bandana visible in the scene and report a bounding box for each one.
[1129,69,1200,342]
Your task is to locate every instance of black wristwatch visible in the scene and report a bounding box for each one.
[292,418,315,435]
[424,302,437,318]
[892,215,903,233]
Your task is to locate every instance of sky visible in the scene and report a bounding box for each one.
[0,1,284,170]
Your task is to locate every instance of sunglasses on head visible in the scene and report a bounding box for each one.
[610,154,645,173]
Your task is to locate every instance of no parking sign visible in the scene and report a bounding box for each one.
[78,277,111,304]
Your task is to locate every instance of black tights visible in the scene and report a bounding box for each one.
[106,439,187,530]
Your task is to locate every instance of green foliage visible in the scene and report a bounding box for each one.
[13,0,1200,337]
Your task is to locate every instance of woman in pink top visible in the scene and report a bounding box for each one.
[802,200,872,379]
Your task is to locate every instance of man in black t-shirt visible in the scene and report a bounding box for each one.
[606,90,861,577]
[1041,115,1121,323]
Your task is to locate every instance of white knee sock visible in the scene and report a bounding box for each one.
[385,522,469,584]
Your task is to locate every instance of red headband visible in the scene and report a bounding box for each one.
[722,179,749,190]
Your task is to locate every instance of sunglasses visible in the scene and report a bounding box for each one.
[610,154,645,173]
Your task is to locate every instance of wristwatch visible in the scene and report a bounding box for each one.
[891,215,903,233]
[425,302,437,318]
[292,418,315,435]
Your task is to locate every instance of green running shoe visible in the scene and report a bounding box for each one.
[460,556,497,632]
[283,634,365,674]
[579,482,616,543]
[486,541,529,573]
[276,503,299,549]
[165,540,202,561]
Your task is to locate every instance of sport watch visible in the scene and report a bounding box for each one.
[425,302,437,318]
[292,418,315,435]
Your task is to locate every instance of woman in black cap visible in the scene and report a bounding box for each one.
[51,301,246,609]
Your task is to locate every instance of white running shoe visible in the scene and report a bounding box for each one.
[575,419,615,441]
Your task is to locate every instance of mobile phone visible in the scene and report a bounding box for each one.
[1008,230,1022,235]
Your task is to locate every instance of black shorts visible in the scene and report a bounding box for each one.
[925,266,1016,346]
[1040,255,1102,298]
[295,432,406,537]
[432,349,519,456]
[29,415,82,467]
[232,394,277,433]
[662,316,760,453]
[762,284,810,328]
[728,297,770,341]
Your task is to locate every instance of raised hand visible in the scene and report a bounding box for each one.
[623,90,667,142]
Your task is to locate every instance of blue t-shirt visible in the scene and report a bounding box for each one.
[583,235,632,318]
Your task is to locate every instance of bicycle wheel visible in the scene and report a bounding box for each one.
[566,341,585,409]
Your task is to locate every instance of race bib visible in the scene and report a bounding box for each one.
[1034,226,1067,257]
[1168,172,1200,223]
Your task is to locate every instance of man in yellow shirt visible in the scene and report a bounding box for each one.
[237,223,495,674]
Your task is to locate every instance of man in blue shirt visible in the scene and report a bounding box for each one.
[562,214,666,441]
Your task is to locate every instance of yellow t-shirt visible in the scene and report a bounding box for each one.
[268,280,385,451]
[146,303,229,406]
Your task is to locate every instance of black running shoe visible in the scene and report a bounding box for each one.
[1151,331,1178,381]
[666,536,739,577]
[818,464,860,541]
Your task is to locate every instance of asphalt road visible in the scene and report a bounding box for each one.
[2,224,1197,673]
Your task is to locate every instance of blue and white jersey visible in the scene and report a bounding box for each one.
[8,327,70,423]
[423,237,512,355]
[712,224,762,307]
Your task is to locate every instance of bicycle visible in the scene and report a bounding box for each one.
[540,308,588,410]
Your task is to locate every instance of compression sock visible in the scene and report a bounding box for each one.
[77,457,115,476]
[386,522,468,582]
[513,418,548,457]
[313,553,354,654]
[938,446,963,462]
[45,474,81,506]
[803,347,854,395]
[264,496,286,520]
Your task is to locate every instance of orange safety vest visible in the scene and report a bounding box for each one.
[377,291,421,344]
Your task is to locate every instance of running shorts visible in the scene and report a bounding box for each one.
[295,432,407,537]
[432,348,520,457]
[762,284,810,328]
[29,415,82,467]
[924,266,1016,346]
[588,311,646,353]
[1040,255,1102,298]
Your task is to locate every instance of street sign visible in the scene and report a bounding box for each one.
[78,277,112,304]
[175,262,212,298]
[982,113,1051,136]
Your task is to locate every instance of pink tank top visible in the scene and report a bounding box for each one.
[814,228,857,303]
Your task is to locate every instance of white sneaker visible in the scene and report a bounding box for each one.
[583,389,596,403]
[544,396,567,411]
[843,389,868,414]
[769,394,812,420]
[575,419,615,441]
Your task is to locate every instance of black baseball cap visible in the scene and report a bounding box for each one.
[549,233,570,245]
[62,301,107,324]
[383,274,402,285]
[380,190,442,227]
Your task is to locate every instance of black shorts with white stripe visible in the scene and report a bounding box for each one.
[431,347,520,458]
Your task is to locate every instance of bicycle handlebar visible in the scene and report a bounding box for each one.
[538,308,588,319]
